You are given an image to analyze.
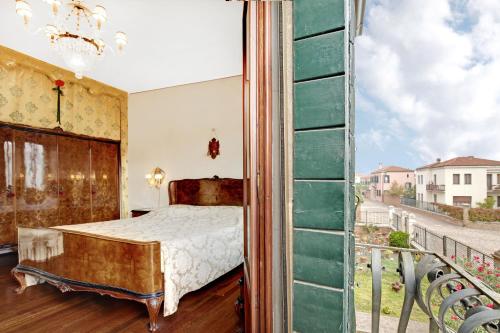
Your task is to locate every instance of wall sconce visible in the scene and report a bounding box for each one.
[145,167,166,207]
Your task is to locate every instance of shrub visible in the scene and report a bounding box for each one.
[469,208,500,222]
[435,203,464,220]
[476,197,496,209]
[388,231,410,248]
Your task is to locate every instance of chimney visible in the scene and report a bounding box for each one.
[378,163,383,170]
[436,158,441,163]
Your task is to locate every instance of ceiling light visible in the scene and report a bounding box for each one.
[93,5,107,30]
[44,0,61,16]
[15,0,32,26]
[15,0,128,79]
[115,31,128,53]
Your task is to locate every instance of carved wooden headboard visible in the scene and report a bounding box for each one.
[168,177,243,206]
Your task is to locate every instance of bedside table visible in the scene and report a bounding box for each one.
[130,208,153,218]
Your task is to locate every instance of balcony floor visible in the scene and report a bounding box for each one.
[356,311,427,333]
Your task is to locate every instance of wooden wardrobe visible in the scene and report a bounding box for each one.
[0,124,120,247]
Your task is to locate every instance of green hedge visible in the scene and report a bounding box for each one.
[388,231,410,248]
[469,208,500,222]
[435,203,464,220]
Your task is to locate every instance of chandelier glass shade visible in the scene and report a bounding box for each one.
[15,0,127,79]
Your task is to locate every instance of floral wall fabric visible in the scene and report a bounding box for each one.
[0,46,129,217]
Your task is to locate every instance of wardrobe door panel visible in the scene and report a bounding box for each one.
[14,130,58,228]
[58,136,91,225]
[38,133,59,227]
[0,127,16,244]
[90,141,120,222]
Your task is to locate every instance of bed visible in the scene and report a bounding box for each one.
[11,177,244,332]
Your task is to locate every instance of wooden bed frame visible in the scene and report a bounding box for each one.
[11,177,243,332]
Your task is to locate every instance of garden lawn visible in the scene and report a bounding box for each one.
[355,257,429,323]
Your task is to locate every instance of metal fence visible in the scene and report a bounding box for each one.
[412,224,495,267]
[401,197,446,214]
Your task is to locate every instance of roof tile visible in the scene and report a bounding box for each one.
[416,156,500,170]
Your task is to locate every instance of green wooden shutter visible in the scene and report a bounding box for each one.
[292,0,355,332]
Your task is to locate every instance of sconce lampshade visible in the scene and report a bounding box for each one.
[145,167,166,189]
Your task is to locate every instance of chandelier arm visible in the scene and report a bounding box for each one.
[84,12,93,29]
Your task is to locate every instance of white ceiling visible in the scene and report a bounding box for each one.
[0,0,243,93]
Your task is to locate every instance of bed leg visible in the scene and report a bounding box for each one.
[145,296,163,332]
[11,269,27,294]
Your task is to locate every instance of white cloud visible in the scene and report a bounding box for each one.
[356,0,500,164]
[359,128,391,151]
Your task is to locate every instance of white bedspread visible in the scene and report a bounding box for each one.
[53,205,243,316]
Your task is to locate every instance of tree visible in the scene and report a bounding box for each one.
[476,197,495,209]
[388,181,404,196]
[404,185,416,199]
[355,184,366,204]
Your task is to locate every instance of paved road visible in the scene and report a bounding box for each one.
[360,199,500,255]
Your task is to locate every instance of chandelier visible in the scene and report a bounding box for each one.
[15,0,128,79]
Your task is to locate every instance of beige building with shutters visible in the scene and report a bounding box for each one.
[415,156,500,208]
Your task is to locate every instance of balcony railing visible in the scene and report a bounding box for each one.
[356,244,500,333]
[487,185,500,192]
[426,184,446,191]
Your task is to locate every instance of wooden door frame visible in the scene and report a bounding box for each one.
[242,2,275,332]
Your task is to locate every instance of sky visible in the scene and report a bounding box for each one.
[355,0,500,174]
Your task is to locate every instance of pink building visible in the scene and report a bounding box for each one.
[369,165,415,202]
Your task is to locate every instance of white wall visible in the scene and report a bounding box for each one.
[128,76,243,209]
[443,167,487,207]
[417,167,490,207]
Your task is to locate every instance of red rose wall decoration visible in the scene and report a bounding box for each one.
[52,79,65,126]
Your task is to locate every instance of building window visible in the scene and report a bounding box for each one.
[433,174,437,184]
[497,196,500,208]
[465,174,472,185]
[453,196,472,207]
[433,194,437,203]
[453,174,460,184]
[384,175,390,183]
[497,174,500,184]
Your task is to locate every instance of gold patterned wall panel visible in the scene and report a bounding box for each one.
[0,45,129,217]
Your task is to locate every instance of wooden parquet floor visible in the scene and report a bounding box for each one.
[0,253,242,333]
